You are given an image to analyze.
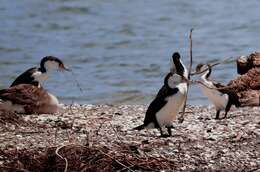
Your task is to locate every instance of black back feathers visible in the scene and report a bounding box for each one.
[10,67,39,87]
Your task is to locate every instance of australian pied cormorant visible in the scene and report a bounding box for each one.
[10,56,69,87]
[133,52,188,137]
[195,63,240,119]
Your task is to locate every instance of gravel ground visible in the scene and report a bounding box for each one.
[0,104,259,171]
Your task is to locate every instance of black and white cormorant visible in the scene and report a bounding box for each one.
[0,82,60,114]
[10,56,69,87]
[195,63,240,119]
[133,52,188,137]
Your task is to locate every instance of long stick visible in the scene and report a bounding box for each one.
[190,56,234,76]
[179,28,193,123]
[188,29,193,80]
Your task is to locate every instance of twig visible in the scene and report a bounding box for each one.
[54,127,59,145]
[55,145,69,172]
[179,28,193,123]
[190,56,235,76]
[15,131,44,135]
[96,119,109,136]
[68,102,76,129]
[98,149,135,172]
[69,70,84,93]
[109,122,124,145]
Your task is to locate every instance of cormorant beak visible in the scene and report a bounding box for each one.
[59,64,71,72]
[181,75,191,83]
[190,71,201,76]
[190,63,211,76]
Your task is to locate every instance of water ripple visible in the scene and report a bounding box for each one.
[0,0,259,105]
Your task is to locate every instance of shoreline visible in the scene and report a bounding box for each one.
[0,105,259,171]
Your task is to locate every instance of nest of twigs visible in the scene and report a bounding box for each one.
[0,144,177,172]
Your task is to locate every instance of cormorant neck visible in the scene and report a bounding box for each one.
[39,66,47,73]
[39,59,47,73]
[206,65,212,78]
[201,65,211,80]
[173,59,185,76]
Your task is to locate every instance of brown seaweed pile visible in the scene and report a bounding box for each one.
[227,52,260,106]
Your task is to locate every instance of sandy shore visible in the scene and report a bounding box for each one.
[0,104,259,171]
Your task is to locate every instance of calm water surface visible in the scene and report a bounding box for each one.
[0,0,260,105]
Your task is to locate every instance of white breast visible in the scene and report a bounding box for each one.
[199,80,228,110]
[32,71,48,82]
[168,74,182,88]
[156,83,187,127]
[47,93,59,106]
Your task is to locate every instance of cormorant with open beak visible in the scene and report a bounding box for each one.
[133,52,188,137]
[10,56,69,87]
[195,63,240,119]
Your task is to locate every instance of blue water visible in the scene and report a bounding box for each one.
[0,0,260,105]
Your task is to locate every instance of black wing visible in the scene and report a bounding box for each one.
[211,80,240,107]
[10,67,38,87]
[156,85,168,98]
[143,97,167,127]
[212,81,226,89]
[143,87,179,127]
[227,91,241,107]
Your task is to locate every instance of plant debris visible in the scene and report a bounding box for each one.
[0,104,259,171]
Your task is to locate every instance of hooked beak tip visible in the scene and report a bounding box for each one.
[59,66,71,72]
[64,67,71,72]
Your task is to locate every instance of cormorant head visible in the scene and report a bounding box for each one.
[195,63,211,78]
[40,56,70,73]
[170,52,188,78]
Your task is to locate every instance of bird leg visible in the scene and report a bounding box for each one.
[215,110,220,119]
[167,127,172,136]
[223,102,232,119]
[159,127,170,138]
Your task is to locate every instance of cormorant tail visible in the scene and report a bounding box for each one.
[133,124,145,130]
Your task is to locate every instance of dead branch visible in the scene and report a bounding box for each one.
[190,57,235,76]
[69,70,84,93]
[179,28,193,123]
